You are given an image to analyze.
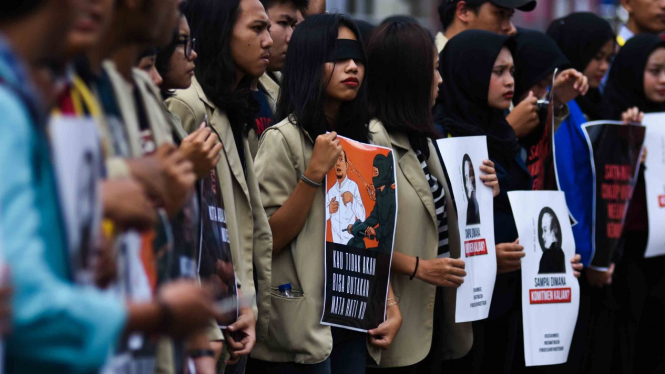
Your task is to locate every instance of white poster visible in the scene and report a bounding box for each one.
[49,116,103,286]
[508,191,580,367]
[642,113,665,258]
[435,136,497,323]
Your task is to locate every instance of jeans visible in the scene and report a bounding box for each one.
[246,327,367,374]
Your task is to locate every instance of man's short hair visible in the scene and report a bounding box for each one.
[260,0,309,12]
[340,149,348,163]
[438,0,484,31]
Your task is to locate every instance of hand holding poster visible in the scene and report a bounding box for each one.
[508,191,580,367]
[641,113,665,258]
[321,136,396,332]
[435,136,497,322]
[582,122,646,269]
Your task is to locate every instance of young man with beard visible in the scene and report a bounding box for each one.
[168,0,275,372]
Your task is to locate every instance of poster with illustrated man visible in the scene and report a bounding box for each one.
[508,191,580,367]
[435,136,497,323]
[641,113,665,258]
[321,136,397,332]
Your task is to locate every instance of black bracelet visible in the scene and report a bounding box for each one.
[188,348,215,358]
[301,174,323,188]
[410,256,419,280]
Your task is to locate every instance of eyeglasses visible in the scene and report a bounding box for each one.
[177,37,196,59]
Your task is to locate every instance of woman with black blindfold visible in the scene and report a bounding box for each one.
[363,21,500,374]
[251,13,401,374]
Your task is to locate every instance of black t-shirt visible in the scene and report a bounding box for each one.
[251,89,274,137]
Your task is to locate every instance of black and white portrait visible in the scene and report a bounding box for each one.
[538,207,566,274]
[463,154,480,225]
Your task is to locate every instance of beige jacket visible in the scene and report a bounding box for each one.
[252,118,380,364]
[369,120,472,367]
[166,77,273,330]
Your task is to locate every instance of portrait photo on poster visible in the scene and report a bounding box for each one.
[435,136,497,323]
[462,154,481,226]
[322,135,397,332]
[508,190,580,367]
[537,207,566,274]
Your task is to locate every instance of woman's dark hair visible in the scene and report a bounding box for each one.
[276,13,370,142]
[538,207,562,251]
[156,30,179,84]
[185,0,257,135]
[366,21,438,156]
[138,47,158,61]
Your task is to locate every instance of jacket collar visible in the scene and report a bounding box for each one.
[190,77,251,203]
[373,120,438,230]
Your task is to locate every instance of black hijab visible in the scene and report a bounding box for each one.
[512,28,570,105]
[440,29,519,164]
[547,12,615,120]
[601,34,665,120]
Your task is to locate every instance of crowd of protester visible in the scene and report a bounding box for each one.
[0,0,664,373]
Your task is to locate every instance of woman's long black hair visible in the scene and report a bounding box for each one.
[276,13,370,143]
[366,21,438,157]
[185,0,257,135]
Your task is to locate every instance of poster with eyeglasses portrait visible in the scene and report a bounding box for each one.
[508,190,580,367]
[435,136,497,323]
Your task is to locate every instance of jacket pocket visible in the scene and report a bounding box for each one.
[266,287,309,353]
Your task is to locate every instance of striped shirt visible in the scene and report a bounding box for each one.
[416,150,450,257]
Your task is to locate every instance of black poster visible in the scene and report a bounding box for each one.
[583,122,645,269]
[321,136,397,331]
[199,168,239,328]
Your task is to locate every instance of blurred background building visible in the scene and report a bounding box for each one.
[326,0,627,32]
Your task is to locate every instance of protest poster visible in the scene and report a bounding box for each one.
[199,168,239,328]
[641,114,665,258]
[435,136,497,322]
[582,122,646,269]
[321,136,396,332]
[520,70,559,191]
[49,116,103,286]
[508,191,580,367]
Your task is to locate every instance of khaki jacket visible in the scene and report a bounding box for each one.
[166,77,273,331]
[369,120,472,367]
[252,118,380,364]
